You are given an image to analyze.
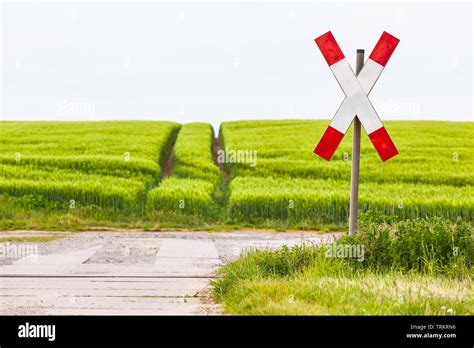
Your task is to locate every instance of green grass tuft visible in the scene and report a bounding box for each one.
[212,216,473,315]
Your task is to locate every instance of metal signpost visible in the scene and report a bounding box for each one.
[313,31,400,234]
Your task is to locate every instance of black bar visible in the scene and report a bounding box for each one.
[0,316,472,346]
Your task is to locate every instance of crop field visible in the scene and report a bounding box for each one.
[0,120,472,230]
[221,120,474,224]
[0,121,180,210]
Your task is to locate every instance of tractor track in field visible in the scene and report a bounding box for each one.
[161,128,180,178]
[212,136,229,183]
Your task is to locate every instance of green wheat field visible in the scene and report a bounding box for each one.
[0,120,472,230]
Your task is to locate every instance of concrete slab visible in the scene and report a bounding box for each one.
[0,278,211,290]
[14,246,102,266]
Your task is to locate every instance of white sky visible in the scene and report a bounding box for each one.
[1,1,472,129]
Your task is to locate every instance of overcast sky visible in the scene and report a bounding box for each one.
[1,1,472,129]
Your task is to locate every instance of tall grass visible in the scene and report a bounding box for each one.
[213,216,473,315]
[339,214,473,274]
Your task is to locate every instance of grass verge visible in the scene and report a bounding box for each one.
[0,236,64,243]
[0,195,342,232]
[212,216,473,315]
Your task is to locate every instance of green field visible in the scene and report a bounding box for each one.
[0,121,179,210]
[0,120,472,230]
[221,120,473,224]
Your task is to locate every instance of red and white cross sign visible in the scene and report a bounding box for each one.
[313,31,400,161]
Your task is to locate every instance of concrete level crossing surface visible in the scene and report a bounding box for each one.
[0,231,334,315]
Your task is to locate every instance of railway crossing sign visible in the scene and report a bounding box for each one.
[313,31,400,161]
[312,31,400,234]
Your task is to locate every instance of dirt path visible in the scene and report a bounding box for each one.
[212,137,230,183]
[161,129,180,178]
[0,231,334,315]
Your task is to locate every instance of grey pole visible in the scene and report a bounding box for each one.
[348,49,365,235]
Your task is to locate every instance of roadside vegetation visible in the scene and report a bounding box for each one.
[212,215,473,315]
[0,236,64,243]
